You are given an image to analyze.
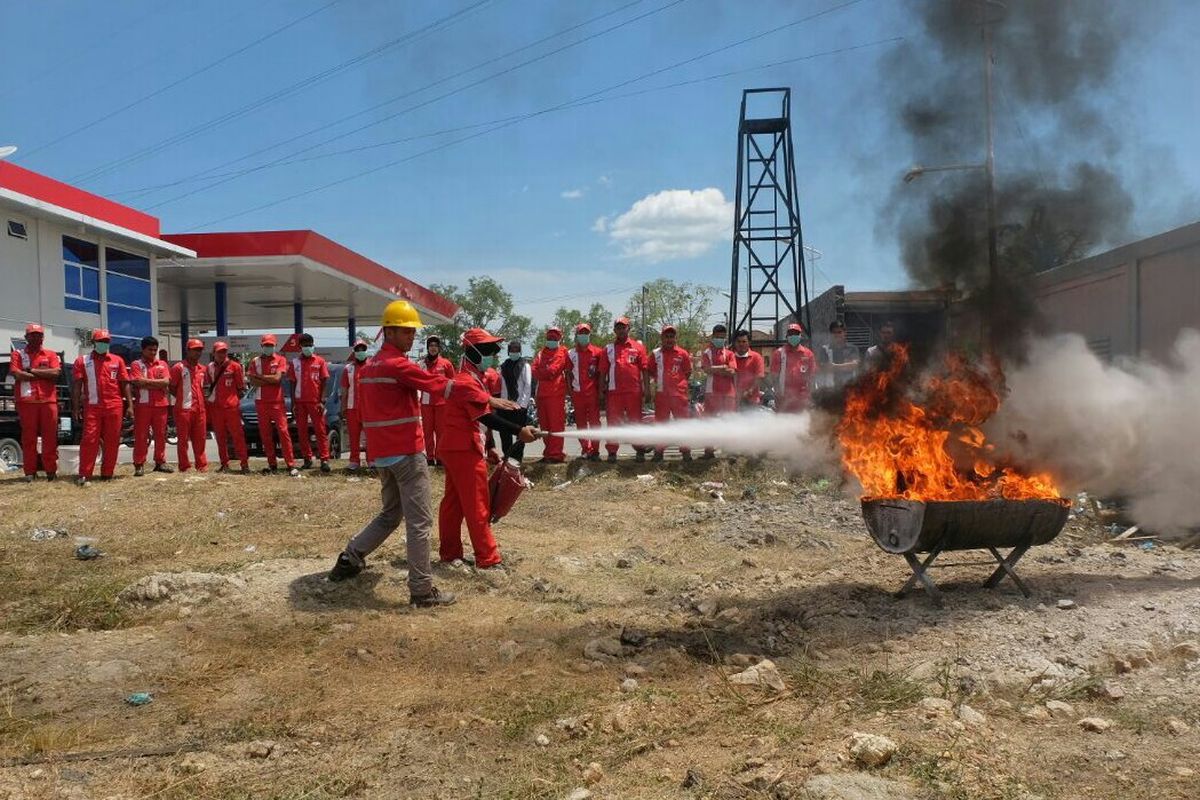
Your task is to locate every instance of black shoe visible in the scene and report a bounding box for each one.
[261,465,277,475]
[635,451,646,463]
[133,465,144,477]
[153,463,174,474]
[606,453,617,463]
[587,453,600,462]
[216,465,230,474]
[320,460,331,473]
[651,452,664,462]
[239,466,250,475]
[301,459,314,470]
[681,452,693,462]
[327,553,362,582]
[700,452,716,460]
[75,476,89,487]
[410,587,457,607]
[23,475,35,483]
[46,473,57,482]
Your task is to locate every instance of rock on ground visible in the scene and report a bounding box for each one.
[848,733,899,768]
[120,572,246,605]
[803,773,916,800]
[728,658,787,692]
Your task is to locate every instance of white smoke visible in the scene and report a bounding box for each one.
[554,409,840,474]
[989,331,1200,536]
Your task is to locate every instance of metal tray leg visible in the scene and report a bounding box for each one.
[898,543,944,606]
[983,544,1032,597]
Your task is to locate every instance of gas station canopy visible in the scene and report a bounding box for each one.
[156,230,457,337]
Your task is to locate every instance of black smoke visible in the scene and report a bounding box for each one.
[883,0,1145,355]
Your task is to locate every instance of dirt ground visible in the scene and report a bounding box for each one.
[1,457,1199,800]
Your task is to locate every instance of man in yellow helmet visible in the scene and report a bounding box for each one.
[328,300,456,607]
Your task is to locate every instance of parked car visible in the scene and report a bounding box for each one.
[0,354,76,471]
[240,363,345,460]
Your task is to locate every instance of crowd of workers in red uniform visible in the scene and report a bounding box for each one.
[9,303,837,608]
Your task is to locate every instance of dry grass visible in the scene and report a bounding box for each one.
[2,460,1199,798]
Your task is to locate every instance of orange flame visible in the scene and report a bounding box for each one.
[837,344,1059,501]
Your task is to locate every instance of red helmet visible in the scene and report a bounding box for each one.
[461,327,503,347]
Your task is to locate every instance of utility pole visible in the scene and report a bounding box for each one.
[982,2,999,295]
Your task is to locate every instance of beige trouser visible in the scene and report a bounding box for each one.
[344,454,434,596]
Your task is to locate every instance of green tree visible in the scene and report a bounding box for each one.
[427,277,533,361]
[623,279,716,352]
[532,303,614,350]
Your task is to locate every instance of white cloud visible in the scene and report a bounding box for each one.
[597,175,611,186]
[600,187,732,263]
[561,188,584,200]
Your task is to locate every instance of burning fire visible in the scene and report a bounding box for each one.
[837,344,1060,501]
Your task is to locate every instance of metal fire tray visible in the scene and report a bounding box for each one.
[861,498,1070,605]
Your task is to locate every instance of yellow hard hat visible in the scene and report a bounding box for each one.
[380,299,424,329]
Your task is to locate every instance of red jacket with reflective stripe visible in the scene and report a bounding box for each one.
[73,353,128,410]
[205,358,245,409]
[436,365,493,457]
[11,347,61,404]
[360,342,449,460]
[605,338,647,395]
[566,344,605,399]
[130,357,170,407]
[532,346,570,398]
[170,361,208,414]
[418,355,456,406]
[649,346,691,400]
[247,354,287,404]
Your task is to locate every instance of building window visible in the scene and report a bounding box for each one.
[63,235,100,315]
[105,246,152,350]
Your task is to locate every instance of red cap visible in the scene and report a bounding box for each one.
[661,324,677,334]
[786,323,804,334]
[213,341,229,353]
[546,327,562,341]
[186,338,204,351]
[91,328,111,342]
[461,327,503,347]
[25,323,44,335]
[260,333,277,346]
[575,323,592,334]
[614,316,631,327]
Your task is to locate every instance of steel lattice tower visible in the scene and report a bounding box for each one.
[727,88,810,344]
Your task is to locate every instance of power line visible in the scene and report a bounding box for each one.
[117,0,667,207]
[20,0,345,161]
[70,0,493,185]
[139,34,899,199]
[187,1,874,229]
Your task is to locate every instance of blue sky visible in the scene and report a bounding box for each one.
[3,0,1198,332]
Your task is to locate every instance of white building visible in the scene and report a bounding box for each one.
[0,160,196,357]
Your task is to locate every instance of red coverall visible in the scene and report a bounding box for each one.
[247,353,295,468]
[566,343,605,457]
[170,360,209,472]
[288,354,330,460]
[11,345,61,477]
[733,349,766,407]
[649,345,693,456]
[604,338,648,456]
[206,358,248,470]
[436,365,503,568]
[341,359,366,467]
[129,356,170,468]
[772,344,819,412]
[73,353,128,479]
[418,354,456,462]
[531,345,570,461]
